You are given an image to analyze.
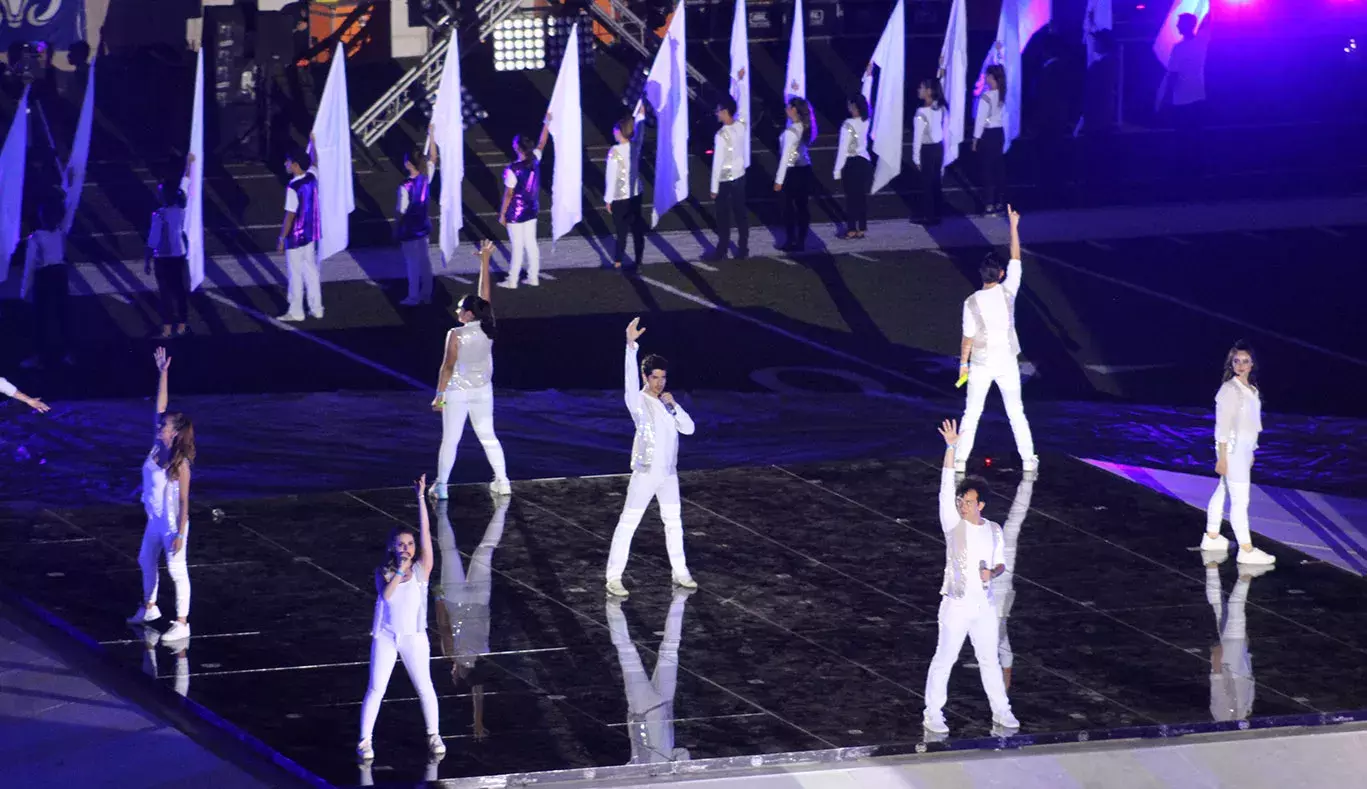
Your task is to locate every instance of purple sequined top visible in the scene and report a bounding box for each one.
[286,172,320,250]
[396,174,432,241]
[503,155,540,225]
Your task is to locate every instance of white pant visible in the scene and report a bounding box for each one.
[285,243,323,318]
[436,384,508,490]
[1206,440,1255,545]
[359,630,441,741]
[138,518,190,619]
[606,471,688,581]
[402,238,433,302]
[924,596,1013,719]
[958,358,1035,464]
[506,219,540,284]
[608,593,687,763]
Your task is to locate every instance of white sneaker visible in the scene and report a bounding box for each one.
[606,579,630,598]
[1021,455,1040,473]
[1239,563,1277,580]
[127,605,162,624]
[163,622,191,642]
[672,573,698,590]
[309,311,325,320]
[1237,546,1277,565]
[357,739,374,762]
[1200,549,1229,566]
[1200,533,1230,552]
[525,277,540,287]
[277,313,304,323]
[490,478,512,496]
[427,733,446,755]
[496,280,518,290]
[993,710,1020,729]
[922,713,949,734]
[429,483,449,501]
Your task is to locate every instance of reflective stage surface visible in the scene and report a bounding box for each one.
[5,456,1367,787]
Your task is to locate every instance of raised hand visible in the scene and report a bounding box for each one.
[415,473,427,498]
[1007,204,1020,227]
[938,418,960,447]
[626,317,646,345]
[154,347,172,373]
[476,239,495,260]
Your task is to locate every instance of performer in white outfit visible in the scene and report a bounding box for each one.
[358,475,446,762]
[127,348,195,643]
[0,377,50,412]
[431,240,511,499]
[1200,343,1276,565]
[606,109,647,269]
[955,206,1037,474]
[1202,553,1273,722]
[706,87,749,262]
[606,590,694,764]
[605,318,698,598]
[992,470,1035,692]
[923,419,1019,735]
[496,119,551,289]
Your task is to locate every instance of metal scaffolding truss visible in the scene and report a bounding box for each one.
[351,11,456,147]
[475,0,525,41]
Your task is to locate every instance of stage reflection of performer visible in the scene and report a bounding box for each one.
[140,627,190,698]
[434,497,508,741]
[992,470,1035,691]
[606,591,694,764]
[1203,555,1274,722]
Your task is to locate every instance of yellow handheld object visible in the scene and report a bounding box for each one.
[955,371,969,388]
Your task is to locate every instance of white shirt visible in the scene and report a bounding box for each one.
[937,467,1006,603]
[26,229,65,270]
[709,119,747,194]
[502,149,543,189]
[0,377,17,398]
[912,106,945,167]
[833,118,870,179]
[961,259,1023,362]
[396,161,437,214]
[774,124,811,186]
[373,564,430,637]
[625,343,695,474]
[606,141,644,202]
[283,166,319,213]
[974,91,1006,140]
[1214,378,1262,448]
[1168,35,1210,106]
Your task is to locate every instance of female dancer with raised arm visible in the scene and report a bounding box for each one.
[358,475,446,762]
[431,240,511,499]
[127,348,196,642]
[1200,343,1276,565]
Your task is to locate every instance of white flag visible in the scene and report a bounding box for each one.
[547,23,583,245]
[0,88,28,284]
[1154,0,1209,69]
[187,48,206,290]
[61,60,95,235]
[645,1,688,227]
[1085,0,1113,65]
[729,0,751,168]
[432,31,464,265]
[863,0,904,194]
[975,0,1022,151]
[784,0,806,101]
[310,42,355,263]
[939,0,968,172]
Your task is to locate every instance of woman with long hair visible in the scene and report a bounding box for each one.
[497,118,551,289]
[773,96,815,252]
[912,78,947,225]
[357,475,446,762]
[431,240,511,499]
[1200,342,1275,565]
[834,94,871,239]
[127,347,196,642]
[973,65,1007,215]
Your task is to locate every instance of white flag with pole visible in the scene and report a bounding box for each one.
[1154,0,1209,68]
[729,0,751,168]
[61,59,95,235]
[784,0,806,100]
[547,23,583,245]
[939,0,968,172]
[862,0,904,194]
[1085,0,1113,65]
[975,0,1022,151]
[645,1,688,227]
[432,31,464,265]
[187,48,206,290]
[310,42,355,263]
[0,88,28,285]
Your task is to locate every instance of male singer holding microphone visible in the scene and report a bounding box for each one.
[923,419,1019,735]
[605,318,699,599]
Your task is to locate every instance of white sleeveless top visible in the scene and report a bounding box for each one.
[372,563,429,637]
[141,448,180,527]
[445,323,494,391]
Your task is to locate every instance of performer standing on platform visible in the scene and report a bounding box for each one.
[396,137,437,306]
[277,139,324,322]
[358,475,446,762]
[0,377,50,412]
[773,97,814,252]
[431,240,511,499]
[497,119,551,289]
[707,91,749,261]
[912,79,947,225]
[19,196,72,370]
[954,206,1037,474]
[127,348,195,643]
[605,318,698,598]
[605,113,646,270]
[145,155,195,338]
[973,65,1007,216]
[923,418,1018,736]
[1200,343,1276,565]
[834,94,871,239]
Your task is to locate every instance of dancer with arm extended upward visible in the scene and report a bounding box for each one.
[431,240,511,500]
[497,119,552,289]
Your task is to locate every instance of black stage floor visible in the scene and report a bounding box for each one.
[5,456,1367,787]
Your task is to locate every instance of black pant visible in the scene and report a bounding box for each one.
[610,196,645,267]
[713,175,749,256]
[34,265,70,365]
[977,128,1006,210]
[842,157,872,232]
[1172,100,1207,181]
[917,144,944,222]
[782,166,812,246]
[154,256,189,325]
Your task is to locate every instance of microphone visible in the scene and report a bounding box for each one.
[662,392,676,415]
